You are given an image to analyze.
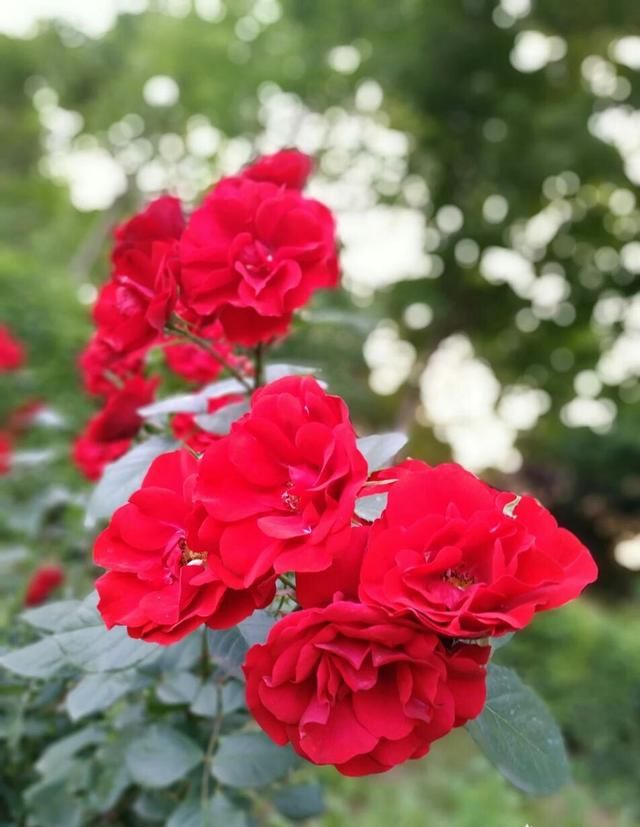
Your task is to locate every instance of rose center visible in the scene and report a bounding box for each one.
[237,240,274,276]
[442,568,475,590]
[281,483,301,512]
[178,537,208,567]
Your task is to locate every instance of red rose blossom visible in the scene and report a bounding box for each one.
[244,601,489,776]
[73,376,158,480]
[243,149,313,190]
[196,375,368,585]
[87,197,184,382]
[0,431,12,475]
[179,174,338,345]
[110,195,185,331]
[79,333,145,397]
[6,400,44,437]
[0,326,25,371]
[24,564,65,607]
[94,450,275,644]
[359,462,598,639]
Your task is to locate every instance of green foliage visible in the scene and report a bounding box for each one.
[498,599,640,814]
[0,603,320,825]
[466,664,570,795]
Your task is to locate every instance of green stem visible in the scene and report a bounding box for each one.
[254,343,265,390]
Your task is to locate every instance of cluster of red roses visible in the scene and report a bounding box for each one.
[94,373,597,776]
[81,150,597,775]
[73,149,335,480]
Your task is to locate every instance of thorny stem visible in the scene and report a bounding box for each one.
[166,322,253,392]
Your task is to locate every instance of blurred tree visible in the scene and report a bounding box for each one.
[0,0,639,593]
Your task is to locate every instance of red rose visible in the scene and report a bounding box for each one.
[244,601,489,776]
[110,195,185,331]
[91,197,184,362]
[243,149,313,190]
[73,376,158,480]
[171,393,245,454]
[179,175,338,345]
[94,450,275,644]
[79,334,145,397]
[6,400,44,437]
[0,431,12,475]
[24,564,65,607]
[196,376,368,585]
[359,463,598,639]
[0,325,25,371]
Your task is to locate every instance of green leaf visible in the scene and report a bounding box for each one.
[23,779,85,827]
[156,671,201,705]
[195,400,249,434]
[2,594,161,677]
[491,632,515,651]
[466,664,571,795]
[21,600,81,632]
[355,492,388,521]
[238,611,276,646]
[207,612,274,680]
[356,432,408,471]
[65,671,144,720]
[207,628,249,680]
[0,637,66,679]
[87,741,132,813]
[56,625,161,672]
[212,732,300,788]
[35,726,105,776]
[273,783,325,820]
[168,793,249,827]
[125,724,203,789]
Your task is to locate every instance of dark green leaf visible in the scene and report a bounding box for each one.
[212,732,300,788]
[20,600,80,632]
[237,611,275,646]
[126,724,203,789]
[466,664,571,795]
[65,671,144,720]
[207,628,248,680]
[0,637,66,679]
[156,671,201,705]
[24,779,85,827]
[273,783,325,820]
[168,793,250,827]
[35,726,105,776]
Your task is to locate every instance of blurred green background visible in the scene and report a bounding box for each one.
[1,0,639,823]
